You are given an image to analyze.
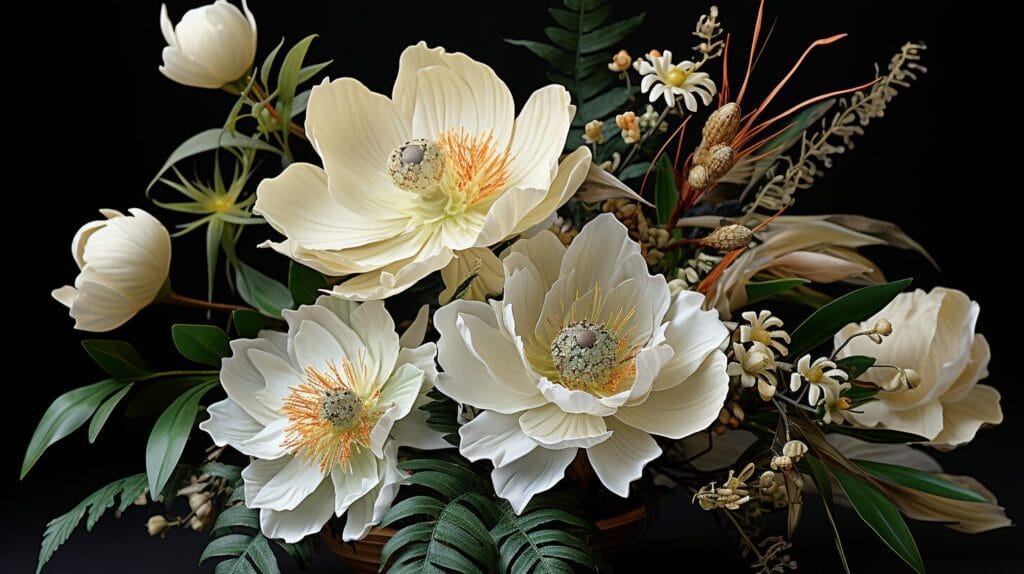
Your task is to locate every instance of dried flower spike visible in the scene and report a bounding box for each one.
[702,224,753,251]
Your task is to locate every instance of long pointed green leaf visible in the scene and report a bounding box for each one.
[148,129,281,191]
[833,467,925,574]
[855,459,987,503]
[745,278,810,305]
[87,383,134,443]
[788,278,912,358]
[22,379,126,478]
[579,13,645,53]
[81,339,151,379]
[146,380,218,497]
[805,456,851,574]
[653,155,677,225]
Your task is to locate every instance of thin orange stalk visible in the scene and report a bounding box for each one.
[736,0,766,106]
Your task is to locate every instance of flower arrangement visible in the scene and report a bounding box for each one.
[25,1,1008,573]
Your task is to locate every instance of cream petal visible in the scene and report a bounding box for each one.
[391,390,451,451]
[376,363,426,426]
[397,343,438,384]
[455,312,538,395]
[342,443,402,541]
[504,229,566,290]
[159,4,177,48]
[220,338,284,425]
[258,478,336,543]
[63,279,133,332]
[439,247,505,304]
[510,146,592,236]
[614,351,728,439]
[159,47,224,88]
[238,417,290,460]
[250,456,326,511]
[305,78,411,202]
[537,378,615,416]
[411,64,514,150]
[942,335,990,403]
[351,300,400,384]
[392,42,448,121]
[506,85,574,191]
[248,348,304,411]
[460,410,539,467]
[826,435,941,473]
[242,457,288,506]
[293,320,344,372]
[435,301,546,413]
[848,399,945,440]
[653,290,728,392]
[558,213,639,291]
[499,263,547,343]
[931,384,1002,448]
[51,285,78,309]
[200,398,265,451]
[330,448,381,515]
[399,305,431,348]
[491,446,576,514]
[472,186,550,247]
[621,345,675,407]
[891,475,1011,533]
[772,251,873,283]
[586,418,662,497]
[255,163,409,251]
[329,243,455,301]
[518,404,611,449]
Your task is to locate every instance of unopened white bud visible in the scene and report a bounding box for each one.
[146,515,171,537]
[873,319,893,336]
[771,455,793,471]
[782,440,808,461]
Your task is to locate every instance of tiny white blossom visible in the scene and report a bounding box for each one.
[727,342,778,400]
[789,355,849,406]
[636,50,716,110]
[740,310,791,357]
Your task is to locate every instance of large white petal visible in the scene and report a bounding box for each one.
[390,390,451,451]
[455,313,538,396]
[330,448,381,516]
[439,247,505,304]
[504,229,566,290]
[653,290,729,392]
[510,146,592,236]
[491,447,576,513]
[305,78,411,208]
[342,443,403,541]
[506,85,574,190]
[375,363,426,427]
[931,384,1002,448]
[242,457,291,508]
[221,338,286,425]
[518,404,611,449]
[558,213,639,292]
[613,351,728,439]
[200,398,265,451]
[399,305,431,349]
[293,320,344,373]
[350,300,400,385]
[250,456,327,511]
[238,417,290,460]
[586,418,662,497]
[460,410,538,467]
[537,378,615,416]
[248,348,304,412]
[329,243,455,301]
[472,186,550,247]
[258,478,336,543]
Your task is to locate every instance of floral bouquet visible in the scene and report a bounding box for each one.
[25,1,1009,573]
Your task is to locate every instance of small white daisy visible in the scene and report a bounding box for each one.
[789,355,849,406]
[636,50,716,110]
[727,342,778,401]
[740,310,791,357]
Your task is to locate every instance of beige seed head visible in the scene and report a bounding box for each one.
[704,144,735,181]
[687,164,710,189]
[702,224,753,252]
[702,103,741,147]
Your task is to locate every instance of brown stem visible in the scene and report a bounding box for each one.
[164,292,252,313]
[250,83,307,140]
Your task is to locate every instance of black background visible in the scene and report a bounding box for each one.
[6,0,1022,572]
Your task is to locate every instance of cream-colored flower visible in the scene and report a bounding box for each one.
[681,215,892,319]
[583,120,605,145]
[608,49,632,72]
[740,310,790,356]
[200,296,446,542]
[636,50,716,110]
[615,112,640,144]
[727,342,777,400]
[835,287,1001,448]
[789,355,848,406]
[255,43,591,301]
[52,209,171,332]
[438,247,504,304]
[829,434,1011,533]
[434,214,729,512]
[822,391,852,424]
[159,1,257,89]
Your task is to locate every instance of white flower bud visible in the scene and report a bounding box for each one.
[146,515,171,537]
[159,1,258,89]
[770,455,793,471]
[782,440,808,461]
[873,318,893,336]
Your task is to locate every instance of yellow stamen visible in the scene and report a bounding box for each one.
[280,358,379,472]
[436,128,512,213]
[666,68,688,87]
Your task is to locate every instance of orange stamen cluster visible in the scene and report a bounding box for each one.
[280,358,378,472]
[436,128,512,209]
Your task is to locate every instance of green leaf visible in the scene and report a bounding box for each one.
[296,61,332,85]
[745,278,810,306]
[36,474,148,574]
[124,375,215,418]
[579,14,644,53]
[616,162,651,181]
[276,35,317,141]
[503,40,573,75]
[81,339,151,379]
[492,499,596,574]
[146,380,218,497]
[211,504,261,536]
[854,459,987,503]
[231,309,272,338]
[832,467,924,574]
[653,155,677,225]
[788,278,912,359]
[172,324,231,366]
[804,456,851,574]
[288,261,328,307]
[275,535,319,569]
[843,384,880,403]
[835,355,876,379]
[201,462,243,484]
[87,383,134,443]
[235,261,293,318]
[580,86,631,123]
[825,426,928,444]
[148,129,281,190]
[259,39,285,88]
[21,379,126,478]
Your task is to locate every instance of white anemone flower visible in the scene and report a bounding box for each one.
[52,209,171,332]
[789,355,848,406]
[159,1,257,89]
[636,50,716,110]
[256,43,592,301]
[434,214,729,512]
[200,297,446,542]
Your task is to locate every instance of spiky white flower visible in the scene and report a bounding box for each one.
[636,50,716,110]
[739,310,791,357]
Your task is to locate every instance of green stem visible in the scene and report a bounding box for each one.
[139,370,219,382]
[164,292,252,313]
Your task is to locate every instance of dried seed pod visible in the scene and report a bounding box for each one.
[704,144,735,181]
[702,103,741,147]
[687,164,709,189]
[702,224,753,252]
